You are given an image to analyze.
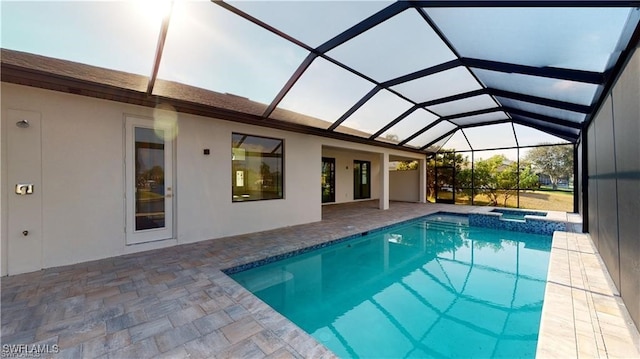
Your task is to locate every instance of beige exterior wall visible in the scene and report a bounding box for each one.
[389,170,420,202]
[1,83,424,275]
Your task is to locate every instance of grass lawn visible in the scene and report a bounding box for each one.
[430,189,574,212]
[516,190,573,212]
[137,190,164,200]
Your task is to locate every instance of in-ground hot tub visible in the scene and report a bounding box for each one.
[491,208,547,221]
[470,207,566,235]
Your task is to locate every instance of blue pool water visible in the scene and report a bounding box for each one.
[230,216,552,358]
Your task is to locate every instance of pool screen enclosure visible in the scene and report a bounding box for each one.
[2,0,640,346]
[2,1,639,155]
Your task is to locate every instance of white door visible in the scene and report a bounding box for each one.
[7,109,43,274]
[125,116,174,244]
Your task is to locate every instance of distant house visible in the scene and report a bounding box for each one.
[537,173,552,186]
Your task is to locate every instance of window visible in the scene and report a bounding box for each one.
[232,133,283,202]
[135,127,167,230]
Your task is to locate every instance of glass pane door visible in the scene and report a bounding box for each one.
[322,157,335,203]
[126,116,173,244]
[354,160,371,200]
[135,127,166,230]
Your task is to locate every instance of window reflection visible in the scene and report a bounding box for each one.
[135,127,165,230]
[232,133,284,202]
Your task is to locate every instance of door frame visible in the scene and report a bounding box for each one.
[124,115,175,245]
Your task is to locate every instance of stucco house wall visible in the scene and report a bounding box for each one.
[389,170,420,202]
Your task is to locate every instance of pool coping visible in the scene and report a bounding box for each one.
[536,231,640,358]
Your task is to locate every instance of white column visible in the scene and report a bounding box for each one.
[419,158,427,203]
[379,152,389,210]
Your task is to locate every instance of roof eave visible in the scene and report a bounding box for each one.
[1,59,428,156]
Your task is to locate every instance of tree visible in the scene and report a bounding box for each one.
[497,162,539,206]
[473,155,506,206]
[524,145,573,189]
[472,155,539,206]
[518,163,541,190]
[427,150,469,201]
[428,151,541,206]
[396,160,418,171]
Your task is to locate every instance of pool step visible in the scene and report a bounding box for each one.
[499,217,526,223]
[417,220,469,231]
[238,269,294,292]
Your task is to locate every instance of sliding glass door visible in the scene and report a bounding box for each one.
[354,160,371,200]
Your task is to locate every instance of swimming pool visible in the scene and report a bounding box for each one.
[229,215,552,358]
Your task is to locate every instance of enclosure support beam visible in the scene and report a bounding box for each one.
[379,152,390,210]
[581,133,590,233]
[419,158,427,203]
[573,144,580,215]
